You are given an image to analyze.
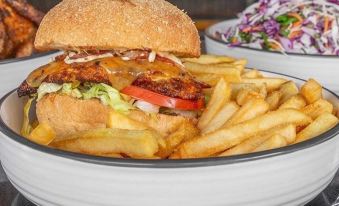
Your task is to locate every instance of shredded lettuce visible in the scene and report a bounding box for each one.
[21,98,34,137]
[81,83,133,112]
[37,82,133,113]
[37,83,62,100]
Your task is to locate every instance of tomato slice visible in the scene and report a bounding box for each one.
[121,86,204,110]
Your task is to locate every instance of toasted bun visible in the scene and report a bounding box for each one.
[35,0,200,57]
[37,94,194,140]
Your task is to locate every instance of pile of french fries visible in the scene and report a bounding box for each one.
[171,55,338,159]
[27,54,338,159]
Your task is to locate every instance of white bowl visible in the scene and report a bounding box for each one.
[205,20,339,94]
[0,52,60,97]
[0,71,338,206]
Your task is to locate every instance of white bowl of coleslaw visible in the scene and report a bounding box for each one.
[205,0,339,93]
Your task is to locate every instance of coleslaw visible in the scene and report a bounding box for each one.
[217,0,339,55]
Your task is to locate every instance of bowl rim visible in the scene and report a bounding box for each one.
[0,70,338,168]
[0,51,58,65]
[205,19,339,59]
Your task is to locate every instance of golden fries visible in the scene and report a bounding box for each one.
[202,102,239,134]
[198,78,231,130]
[253,134,287,152]
[300,79,322,104]
[266,91,282,110]
[241,69,263,78]
[171,109,311,159]
[220,124,296,156]
[107,110,148,130]
[301,99,334,120]
[28,123,56,145]
[231,83,258,100]
[236,87,264,106]
[157,122,199,158]
[184,62,242,75]
[223,99,269,127]
[51,128,161,158]
[279,95,306,110]
[241,78,288,92]
[279,81,299,103]
[295,113,338,143]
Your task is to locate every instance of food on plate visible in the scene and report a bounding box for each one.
[253,134,287,152]
[51,128,162,158]
[220,124,296,156]
[0,0,44,59]
[18,0,206,158]
[295,113,338,143]
[300,79,323,104]
[279,94,306,110]
[17,0,338,160]
[171,109,312,159]
[216,0,339,55]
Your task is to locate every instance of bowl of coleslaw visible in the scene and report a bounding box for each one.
[205,0,339,93]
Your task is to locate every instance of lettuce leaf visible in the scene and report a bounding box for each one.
[81,83,133,112]
[36,82,133,113]
[37,83,62,100]
[21,98,34,137]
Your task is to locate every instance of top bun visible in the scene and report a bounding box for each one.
[34,0,200,57]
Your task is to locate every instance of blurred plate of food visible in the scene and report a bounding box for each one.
[205,0,339,93]
[0,0,59,97]
[0,0,56,61]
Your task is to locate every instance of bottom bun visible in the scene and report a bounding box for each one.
[36,94,196,140]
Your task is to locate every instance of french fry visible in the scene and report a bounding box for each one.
[236,87,264,106]
[194,72,241,85]
[202,102,239,134]
[253,134,287,152]
[193,73,221,86]
[231,83,258,100]
[223,99,269,127]
[219,124,296,156]
[157,122,199,158]
[28,123,56,145]
[182,54,236,64]
[300,79,323,104]
[266,91,282,110]
[171,109,311,158]
[107,110,148,130]
[232,59,248,67]
[301,99,334,120]
[241,69,263,78]
[259,83,268,99]
[198,78,231,130]
[183,62,242,75]
[51,128,161,158]
[279,81,299,103]
[241,78,288,92]
[279,95,306,110]
[295,113,338,143]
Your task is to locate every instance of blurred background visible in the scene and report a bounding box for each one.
[29,0,255,31]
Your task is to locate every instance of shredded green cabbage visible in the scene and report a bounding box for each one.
[37,82,133,113]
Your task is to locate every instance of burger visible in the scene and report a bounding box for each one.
[17,0,209,142]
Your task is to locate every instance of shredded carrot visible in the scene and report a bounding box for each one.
[231,37,238,43]
[288,30,303,39]
[288,13,303,27]
[269,42,280,50]
[242,27,251,33]
[324,16,330,33]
